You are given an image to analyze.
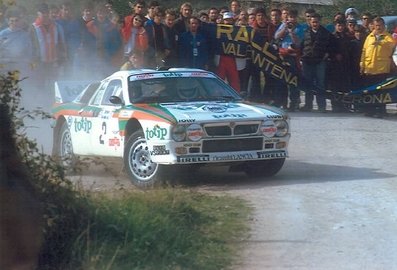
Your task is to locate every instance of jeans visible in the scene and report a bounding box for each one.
[302,60,326,109]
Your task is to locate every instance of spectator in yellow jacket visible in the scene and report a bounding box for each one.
[360,16,396,117]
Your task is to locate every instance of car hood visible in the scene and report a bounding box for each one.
[156,101,286,123]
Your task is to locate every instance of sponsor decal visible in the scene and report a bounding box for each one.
[264,138,280,143]
[75,117,92,133]
[134,74,154,79]
[183,143,201,147]
[109,137,120,147]
[55,81,92,103]
[340,93,393,104]
[190,72,211,77]
[261,121,277,137]
[177,155,210,163]
[100,110,111,119]
[146,125,167,140]
[212,153,254,161]
[186,124,203,141]
[202,104,228,113]
[212,113,247,119]
[163,72,183,77]
[178,119,196,123]
[266,114,283,119]
[175,104,204,111]
[119,110,132,118]
[150,145,170,155]
[257,151,286,159]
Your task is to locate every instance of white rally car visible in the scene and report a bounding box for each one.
[52,68,290,188]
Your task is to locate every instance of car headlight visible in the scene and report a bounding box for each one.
[275,120,289,137]
[186,124,204,141]
[171,125,186,142]
[261,120,289,137]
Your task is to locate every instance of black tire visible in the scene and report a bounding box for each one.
[124,131,171,188]
[57,121,78,169]
[244,158,286,177]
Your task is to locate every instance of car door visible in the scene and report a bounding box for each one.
[68,83,103,155]
[89,79,124,157]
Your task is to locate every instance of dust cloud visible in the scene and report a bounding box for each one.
[1,0,111,154]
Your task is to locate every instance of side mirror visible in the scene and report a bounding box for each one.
[239,91,248,99]
[109,95,123,105]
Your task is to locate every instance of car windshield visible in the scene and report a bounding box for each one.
[128,77,241,103]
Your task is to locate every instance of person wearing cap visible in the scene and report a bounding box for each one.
[346,18,357,40]
[0,8,33,77]
[360,16,396,118]
[345,7,359,20]
[213,12,241,92]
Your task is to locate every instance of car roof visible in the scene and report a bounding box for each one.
[107,68,207,78]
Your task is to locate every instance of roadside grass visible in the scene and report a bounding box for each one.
[63,189,251,270]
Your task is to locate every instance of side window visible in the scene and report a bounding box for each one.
[102,80,122,105]
[91,83,107,106]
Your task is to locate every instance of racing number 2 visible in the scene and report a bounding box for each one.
[99,122,107,144]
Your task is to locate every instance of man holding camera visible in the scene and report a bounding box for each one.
[274,9,305,111]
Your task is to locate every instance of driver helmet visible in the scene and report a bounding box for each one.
[177,79,199,99]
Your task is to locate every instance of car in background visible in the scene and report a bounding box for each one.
[52,68,290,188]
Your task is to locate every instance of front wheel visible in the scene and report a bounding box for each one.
[244,158,286,177]
[124,131,167,188]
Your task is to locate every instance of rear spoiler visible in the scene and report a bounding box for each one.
[54,80,93,103]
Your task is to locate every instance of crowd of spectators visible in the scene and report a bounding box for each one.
[0,1,396,117]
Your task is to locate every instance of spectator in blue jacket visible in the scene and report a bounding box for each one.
[178,17,209,69]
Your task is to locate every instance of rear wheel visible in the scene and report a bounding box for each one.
[57,121,78,170]
[244,158,286,177]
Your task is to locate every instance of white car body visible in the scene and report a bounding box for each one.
[52,69,290,187]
